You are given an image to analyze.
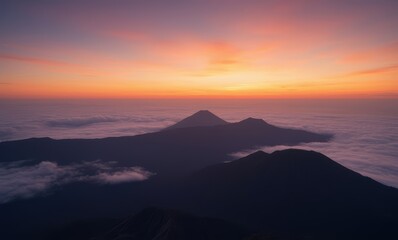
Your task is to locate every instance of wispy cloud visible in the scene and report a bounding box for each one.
[95,167,152,184]
[346,65,398,77]
[0,54,72,67]
[45,116,128,128]
[341,42,398,64]
[0,53,100,77]
[0,113,177,142]
[0,128,14,138]
[0,160,154,204]
[0,161,72,204]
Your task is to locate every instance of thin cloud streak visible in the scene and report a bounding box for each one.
[0,54,72,67]
[346,65,398,77]
[0,160,154,204]
[0,53,101,77]
[45,116,128,128]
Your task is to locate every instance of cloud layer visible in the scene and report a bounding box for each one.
[1,99,397,189]
[46,116,127,128]
[0,160,154,204]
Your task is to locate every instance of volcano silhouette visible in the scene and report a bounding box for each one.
[164,110,228,130]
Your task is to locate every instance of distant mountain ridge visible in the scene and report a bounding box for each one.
[164,110,228,130]
[0,111,332,176]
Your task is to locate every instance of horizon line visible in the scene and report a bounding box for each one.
[1,96,397,101]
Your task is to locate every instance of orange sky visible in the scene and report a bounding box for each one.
[0,0,397,99]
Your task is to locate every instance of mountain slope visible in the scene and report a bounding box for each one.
[97,207,248,240]
[164,110,228,130]
[173,149,398,239]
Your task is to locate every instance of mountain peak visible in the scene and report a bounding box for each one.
[244,148,338,168]
[196,109,212,114]
[239,150,269,160]
[197,149,361,184]
[101,207,248,240]
[164,110,228,130]
[241,117,266,123]
[190,110,222,118]
[237,117,269,127]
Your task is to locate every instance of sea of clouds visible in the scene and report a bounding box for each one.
[0,99,397,198]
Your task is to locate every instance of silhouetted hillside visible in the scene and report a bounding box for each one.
[42,207,249,240]
[1,149,397,239]
[164,110,228,130]
[172,149,398,239]
[38,150,398,240]
[95,207,248,240]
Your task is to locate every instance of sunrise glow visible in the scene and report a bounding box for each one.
[1,1,397,99]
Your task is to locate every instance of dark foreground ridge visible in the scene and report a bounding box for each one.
[40,149,398,240]
[172,149,398,239]
[96,207,248,240]
[164,110,228,130]
[1,149,397,239]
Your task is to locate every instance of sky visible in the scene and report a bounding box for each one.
[0,0,397,99]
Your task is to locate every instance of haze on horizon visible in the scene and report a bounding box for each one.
[0,0,397,99]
